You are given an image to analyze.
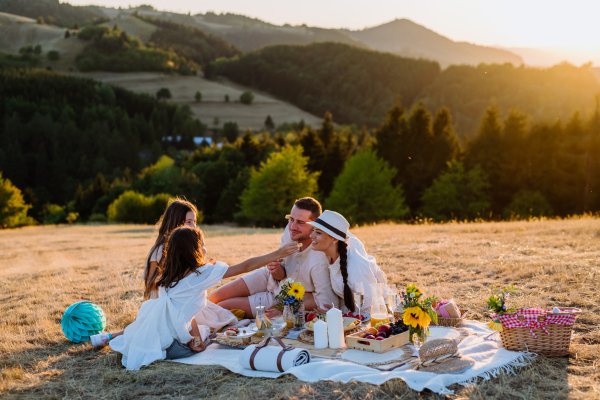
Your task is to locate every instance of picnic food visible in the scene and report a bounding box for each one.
[306,313,318,322]
[256,314,273,330]
[367,327,378,335]
[225,328,240,336]
[343,312,366,321]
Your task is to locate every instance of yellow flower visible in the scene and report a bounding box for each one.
[487,319,504,332]
[403,306,431,328]
[287,282,305,300]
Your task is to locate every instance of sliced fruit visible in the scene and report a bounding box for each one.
[263,315,273,329]
[367,327,378,335]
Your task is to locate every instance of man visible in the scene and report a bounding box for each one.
[209,197,338,317]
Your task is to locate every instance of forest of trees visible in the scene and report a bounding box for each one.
[204,42,441,127]
[206,43,600,139]
[137,15,243,68]
[0,68,205,222]
[2,67,598,229]
[76,25,183,73]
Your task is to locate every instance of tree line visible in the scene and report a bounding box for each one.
[1,68,599,229]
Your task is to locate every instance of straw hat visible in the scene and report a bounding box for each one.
[306,210,349,241]
[414,338,475,374]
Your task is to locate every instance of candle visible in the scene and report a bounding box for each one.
[326,306,345,349]
[313,319,328,349]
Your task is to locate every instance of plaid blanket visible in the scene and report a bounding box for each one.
[495,308,577,338]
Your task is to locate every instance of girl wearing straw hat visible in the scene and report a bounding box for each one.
[307,210,387,313]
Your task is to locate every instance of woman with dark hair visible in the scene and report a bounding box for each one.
[308,210,387,313]
[144,198,198,300]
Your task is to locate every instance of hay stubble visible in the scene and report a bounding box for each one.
[0,219,598,399]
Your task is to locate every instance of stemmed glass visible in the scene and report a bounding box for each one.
[353,282,365,324]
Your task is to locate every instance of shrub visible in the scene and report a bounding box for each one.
[420,161,491,221]
[240,146,319,226]
[0,172,36,229]
[42,203,67,225]
[156,88,172,101]
[222,121,239,143]
[47,50,60,61]
[66,212,79,224]
[240,90,254,105]
[107,190,171,224]
[88,213,108,222]
[503,190,553,219]
[224,94,230,102]
[325,149,409,225]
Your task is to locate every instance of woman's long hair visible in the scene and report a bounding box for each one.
[143,198,197,299]
[155,226,207,290]
[338,241,355,312]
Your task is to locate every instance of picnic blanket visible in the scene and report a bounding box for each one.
[174,320,535,395]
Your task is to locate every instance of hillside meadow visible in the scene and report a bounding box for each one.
[0,218,599,399]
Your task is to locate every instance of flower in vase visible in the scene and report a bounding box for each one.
[287,282,305,300]
[403,306,431,328]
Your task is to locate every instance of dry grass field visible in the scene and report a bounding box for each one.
[0,218,599,399]
[74,72,323,131]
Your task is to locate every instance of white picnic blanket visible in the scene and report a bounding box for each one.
[174,321,535,395]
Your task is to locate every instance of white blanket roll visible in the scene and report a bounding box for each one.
[239,345,311,372]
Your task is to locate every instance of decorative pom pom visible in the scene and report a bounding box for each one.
[61,301,106,343]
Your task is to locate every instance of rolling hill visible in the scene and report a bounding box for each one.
[346,19,523,68]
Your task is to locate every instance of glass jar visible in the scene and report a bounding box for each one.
[370,283,390,327]
[283,304,295,328]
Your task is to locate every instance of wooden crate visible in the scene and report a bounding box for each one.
[345,330,410,353]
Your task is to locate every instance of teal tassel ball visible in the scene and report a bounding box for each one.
[61,301,106,343]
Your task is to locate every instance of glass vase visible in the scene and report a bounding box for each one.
[409,325,429,346]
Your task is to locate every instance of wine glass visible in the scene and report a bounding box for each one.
[353,282,365,324]
[412,333,423,353]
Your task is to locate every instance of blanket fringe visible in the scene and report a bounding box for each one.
[458,351,537,387]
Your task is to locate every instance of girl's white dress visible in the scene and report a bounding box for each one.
[110,262,237,370]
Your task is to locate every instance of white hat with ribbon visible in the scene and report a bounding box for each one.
[307,210,349,241]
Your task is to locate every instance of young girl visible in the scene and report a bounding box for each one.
[103,226,298,370]
[144,198,198,300]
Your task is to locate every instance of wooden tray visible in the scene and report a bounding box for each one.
[345,330,410,353]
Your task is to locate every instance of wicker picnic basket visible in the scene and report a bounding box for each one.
[431,309,469,328]
[498,308,581,357]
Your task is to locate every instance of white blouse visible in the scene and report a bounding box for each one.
[328,239,387,311]
[110,262,237,370]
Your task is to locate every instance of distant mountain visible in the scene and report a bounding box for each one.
[346,19,523,68]
[506,46,600,68]
[0,0,103,28]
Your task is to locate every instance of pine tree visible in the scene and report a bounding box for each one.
[238,129,261,166]
[318,112,335,147]
[265,115,275,130]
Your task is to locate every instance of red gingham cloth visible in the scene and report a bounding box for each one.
[494,308,577,338]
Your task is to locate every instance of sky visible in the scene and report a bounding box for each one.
[68,0,600,49]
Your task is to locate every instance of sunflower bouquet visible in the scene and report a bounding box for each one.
[486,284,518,332]
[274,278,305,313]
[401,284,438,343]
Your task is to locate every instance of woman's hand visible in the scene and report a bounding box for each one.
[188,336,206,353]
[277,242,299,259]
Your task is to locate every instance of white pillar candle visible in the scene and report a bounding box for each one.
[326,306,345,349]
[313,319,328,349]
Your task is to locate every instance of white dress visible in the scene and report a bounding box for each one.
[110,262,237,370]
[328,232,387,311]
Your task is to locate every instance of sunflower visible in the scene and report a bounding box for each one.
[487,319,504,332]
[287,282,305,300]
[403,306,431,328]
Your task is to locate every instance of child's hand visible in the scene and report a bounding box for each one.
[277,242,299,259]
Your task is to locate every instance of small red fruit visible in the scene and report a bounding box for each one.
[364,334,376,340]
[375,337,385,341]
[376,332,387,338]
[378,325,391,334]
[306,313,317,322]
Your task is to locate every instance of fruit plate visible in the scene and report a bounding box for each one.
[249,321,287,334]
[222,328,255,339]
[304,317,360,332]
